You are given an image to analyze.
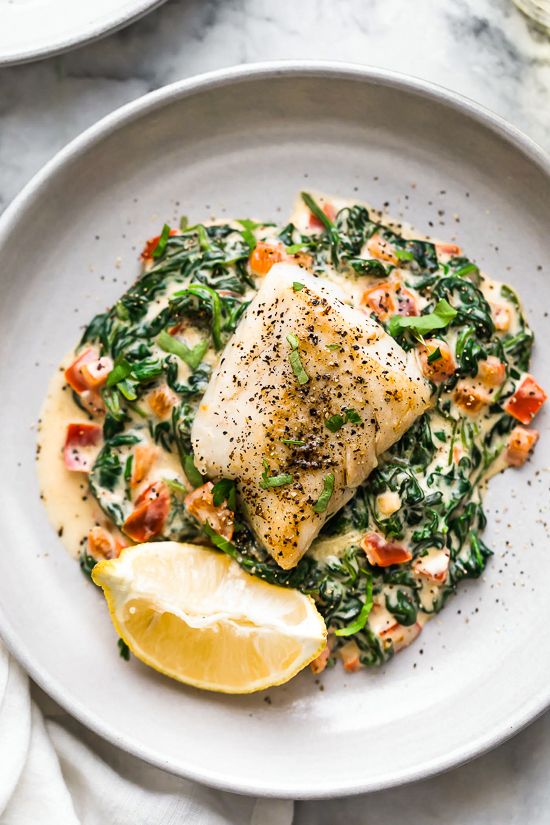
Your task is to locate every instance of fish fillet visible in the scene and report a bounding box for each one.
[192,263,431,569]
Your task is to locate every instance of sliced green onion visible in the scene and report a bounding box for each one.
[313,472,335,513]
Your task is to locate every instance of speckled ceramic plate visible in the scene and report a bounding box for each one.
[0,0,167,65]
[0,63,549,798]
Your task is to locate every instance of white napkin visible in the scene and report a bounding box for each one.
[0,642,293,825]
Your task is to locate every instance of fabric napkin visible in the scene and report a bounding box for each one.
[0,642,293,825]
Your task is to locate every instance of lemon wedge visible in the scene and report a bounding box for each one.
[92,541,327,694]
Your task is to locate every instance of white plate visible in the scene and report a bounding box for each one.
[0,0,167,65]
[0,63,549,798]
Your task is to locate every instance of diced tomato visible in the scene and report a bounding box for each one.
[79,390,105,416]
[146,384,178,419]
[130,443,158,488]
[394,284,419,317]
[414,550,450,584]
[123,481,170,542]
[87,526,125,560]
[339,640,361,673]
[435,241,462,257]
[248,242,284,276]
[141,229,179,261]
[184,481,234,540]
[419,339,456,383]
[361,532,412,567]
[362,281,397,321]
[310,643,331,675]
[503,374,547,425]
[368,604,421,653]
[477,356,506,388]
[65,348,112,394]
[453,380,490,415]
[289,250,313,270]
[506,426,539,467]
[490,302,511,332]
[383,621,421,653]
[63,423,102,472]
[308,202,336,230]
[366,233,399,265]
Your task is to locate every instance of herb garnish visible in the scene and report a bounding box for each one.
[427,346,442,364]
[286,334,309,385]
[313,472,335,513]
[292,281,305,291]
[388,299,457,338]
[157,329,208,370]
[260,460,293,490]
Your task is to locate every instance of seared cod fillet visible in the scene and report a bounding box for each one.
[192,263,431,569]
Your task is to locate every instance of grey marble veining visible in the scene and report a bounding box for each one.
[1,0,550,214]
[1,1,550,822]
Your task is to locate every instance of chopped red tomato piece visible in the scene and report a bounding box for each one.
[339,640,361,672]
[366,233,399,265]
[308,202,336,230]
[453,380,490,415]
[130,443,158,488]
[506,426,539,467]
[184,481,234,540]
[63,422,102,472]
[361,532,412,567]
[87,526,125,560]
[503,374,547,425]
[65,348,112,394]
[490,302,511,332]
[123,481,170,542]
[414,550,450,584]
[248,242,284,276]
[362,281,397,321]
[146,384,178,419]
[477,356,506,388]
[141,229,179,261]
[435,241,462,257]
[419,339,456,383]
[310,643,331,675]
[369,604,421,653]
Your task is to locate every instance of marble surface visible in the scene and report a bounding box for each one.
[1,0,550,821]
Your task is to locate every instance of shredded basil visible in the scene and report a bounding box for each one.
[389,299,457,338]
[259,459,293,490]
[313,472,335,513]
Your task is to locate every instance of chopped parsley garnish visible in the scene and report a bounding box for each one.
[313,472,335,513]
[389,299,457,338]
[292,281,305,291]
[157,329,208,370]
[260,459,293,490]
[326,409,362,432]
[286,334,309,385]
[326,414,345,432]
[335,573,373,636]
[152,223,171,259]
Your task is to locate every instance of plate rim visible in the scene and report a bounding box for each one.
[0,0,168,67]
[1,61,549,798]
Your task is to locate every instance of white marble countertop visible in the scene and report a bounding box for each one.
[2,0,550,821]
